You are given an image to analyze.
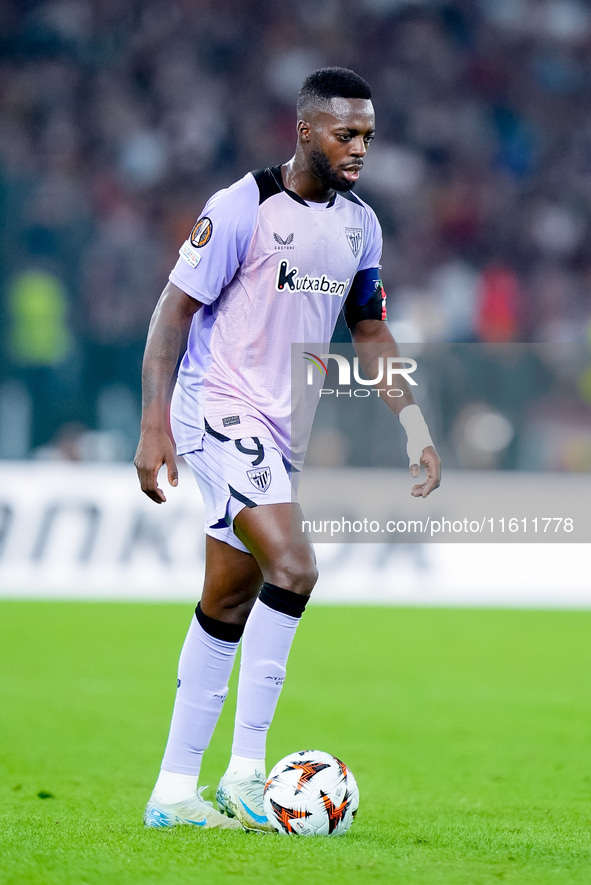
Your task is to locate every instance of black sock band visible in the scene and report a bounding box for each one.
[259,582,309,619]
[195,602,245,643]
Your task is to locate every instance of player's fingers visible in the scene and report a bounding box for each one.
[167,457,179,488]
[412,476,438,498]
[137,465,166,503]
[143,486,166,503]
[146,484,166,503]
[410,452,441,497]
[421,448,441,477]
[409,462,420,478]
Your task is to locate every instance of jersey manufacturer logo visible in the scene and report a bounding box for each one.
[190,216,213,248]
[247,466,271,492]
[276,260,350,297]
[222,415,240,427]
[273,232,295,248]
[345,227,363,257]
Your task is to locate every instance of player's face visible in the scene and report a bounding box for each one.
[307,98,375,192]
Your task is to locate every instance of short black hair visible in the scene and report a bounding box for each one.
[297,67,372,117]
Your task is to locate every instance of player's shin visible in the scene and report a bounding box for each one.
[229,582,309,770]
[153,604,243,804]
[215,584,308,830]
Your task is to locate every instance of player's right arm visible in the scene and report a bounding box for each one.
[134,281,202,503]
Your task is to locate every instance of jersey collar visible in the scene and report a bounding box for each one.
[270,166,337,208]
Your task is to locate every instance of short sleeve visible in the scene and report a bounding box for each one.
[343,202,386,328]
[169,173,259,304]
[357,204,382,273]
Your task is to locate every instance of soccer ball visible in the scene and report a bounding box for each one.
[263,750,359,836]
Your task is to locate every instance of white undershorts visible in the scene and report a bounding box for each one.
[181,429,294,553]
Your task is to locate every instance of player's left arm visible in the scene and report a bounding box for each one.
[350,313,441,498]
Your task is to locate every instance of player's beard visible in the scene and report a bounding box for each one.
[310,147,357,192]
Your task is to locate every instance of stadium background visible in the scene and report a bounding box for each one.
[0,0,590,599]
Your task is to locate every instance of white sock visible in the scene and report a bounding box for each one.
[224,753,266,780]
[153,770,198,805]
[157,615,240,783]
[231,598,301,760]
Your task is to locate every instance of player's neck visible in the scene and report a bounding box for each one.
[280,159,334,204]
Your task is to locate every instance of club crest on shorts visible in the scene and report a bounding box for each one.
[345,227,363,257]
[247,466,271,492]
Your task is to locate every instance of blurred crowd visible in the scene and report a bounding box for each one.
[0,0,590,467]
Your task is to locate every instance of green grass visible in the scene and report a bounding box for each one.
[0,602,590,885]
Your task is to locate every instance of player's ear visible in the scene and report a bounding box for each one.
[297,119,311,142]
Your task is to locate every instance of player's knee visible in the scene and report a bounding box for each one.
[201,582,260,623]
[267,554,318,595]
[217,593,258,622]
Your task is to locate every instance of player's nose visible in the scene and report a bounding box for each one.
[350,136,367,157]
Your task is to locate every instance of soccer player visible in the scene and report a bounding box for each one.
[134,67,441,832]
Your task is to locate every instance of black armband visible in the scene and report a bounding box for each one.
[344,267,387,329]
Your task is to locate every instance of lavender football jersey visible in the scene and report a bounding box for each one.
[169,166,382,464]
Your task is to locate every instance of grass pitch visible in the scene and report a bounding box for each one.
[0,602,590,885]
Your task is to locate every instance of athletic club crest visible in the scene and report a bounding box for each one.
[345,227,363,257]
[247,466,271,492]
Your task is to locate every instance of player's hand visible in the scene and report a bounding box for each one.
[410,445,441,498]
[134,428,178,503]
